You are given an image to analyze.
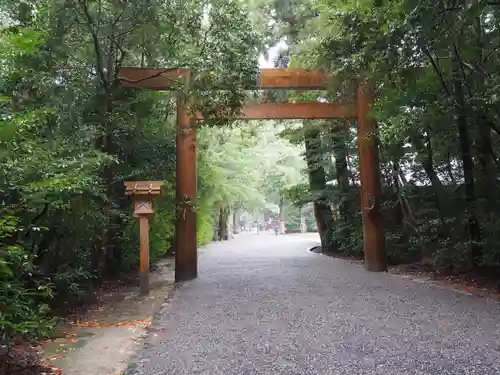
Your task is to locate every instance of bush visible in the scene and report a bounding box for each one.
[197,207,215,246]
[0,216,54,356]
[150,196,176,262]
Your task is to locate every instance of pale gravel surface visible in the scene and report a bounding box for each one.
[126,232,500,375]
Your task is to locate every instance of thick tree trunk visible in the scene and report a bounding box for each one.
[332,126,353,248]
[232,209,239,234]
[299,206,306,233]
[304,126,335,250]
[453,56,482,266]
[218,207,229,241]
[472,5,496,236]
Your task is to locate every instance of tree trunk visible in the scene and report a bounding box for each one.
[471,3,496,240]
[304,126,335,250]
[453,54,482,266]
[218,207,229,241]
[409,131,447,227]
[332,125,353,248]
[299,206,306,233]
[232,209,239,234]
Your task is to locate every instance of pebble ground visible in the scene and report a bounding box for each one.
[126,232,500,375]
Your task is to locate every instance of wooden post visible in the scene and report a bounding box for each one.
[176,97,198,282]
[124,181,163,295]
[278,196,285,235]
[139,215,150,295]
[356,83,387,272]
[278,221,286,235]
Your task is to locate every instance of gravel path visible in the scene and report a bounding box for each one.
[126,232,500,375]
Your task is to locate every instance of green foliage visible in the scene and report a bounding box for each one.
[0,0,260,349]
[7,0,500,359]
[197,204,216,245]
[245,0,500,277]
[197,120,307,236]
[0,216,54,343]
[283,183,311,207]
[149,189,176,263]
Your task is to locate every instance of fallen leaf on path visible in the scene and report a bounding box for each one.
[72,317,152,328]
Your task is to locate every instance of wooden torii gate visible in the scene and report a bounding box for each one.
[118,67,387,282]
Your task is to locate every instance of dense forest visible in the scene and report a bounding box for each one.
[252,0,500,270]
[2,0,500,367]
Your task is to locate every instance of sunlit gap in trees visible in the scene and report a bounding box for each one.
[197,118,316,234]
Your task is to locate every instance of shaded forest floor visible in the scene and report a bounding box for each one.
[1,258,175,375]
[1,342,56,375]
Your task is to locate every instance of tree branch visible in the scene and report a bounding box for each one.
[118,68,183,84]
[452,40,473,97]
[478,42,500,65]
[198,23,215,59]
[79,0,109,93]
[111,38,127,87]
[421,46,451,96]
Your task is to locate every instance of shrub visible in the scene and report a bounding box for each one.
[0,216,54,357]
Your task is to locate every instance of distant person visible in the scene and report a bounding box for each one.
[274,223,279,236]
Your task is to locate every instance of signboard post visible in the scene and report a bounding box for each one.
[124,181,164,295]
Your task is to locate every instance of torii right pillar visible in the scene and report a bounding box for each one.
[356,83,387,272]
[175,98,198,282]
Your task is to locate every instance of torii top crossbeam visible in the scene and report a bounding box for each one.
[118,68,357,120]
[119,67,329,90]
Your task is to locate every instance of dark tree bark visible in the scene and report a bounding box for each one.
[332,125,353,243]
[453,53,482,266]
[304,126,335,251]
[218,207,230,241]
[409,131,448,228]
[232,209,239,234]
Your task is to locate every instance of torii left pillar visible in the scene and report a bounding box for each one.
[175,98,198,282]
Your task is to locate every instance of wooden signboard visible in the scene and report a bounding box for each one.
[124,181,164,295]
